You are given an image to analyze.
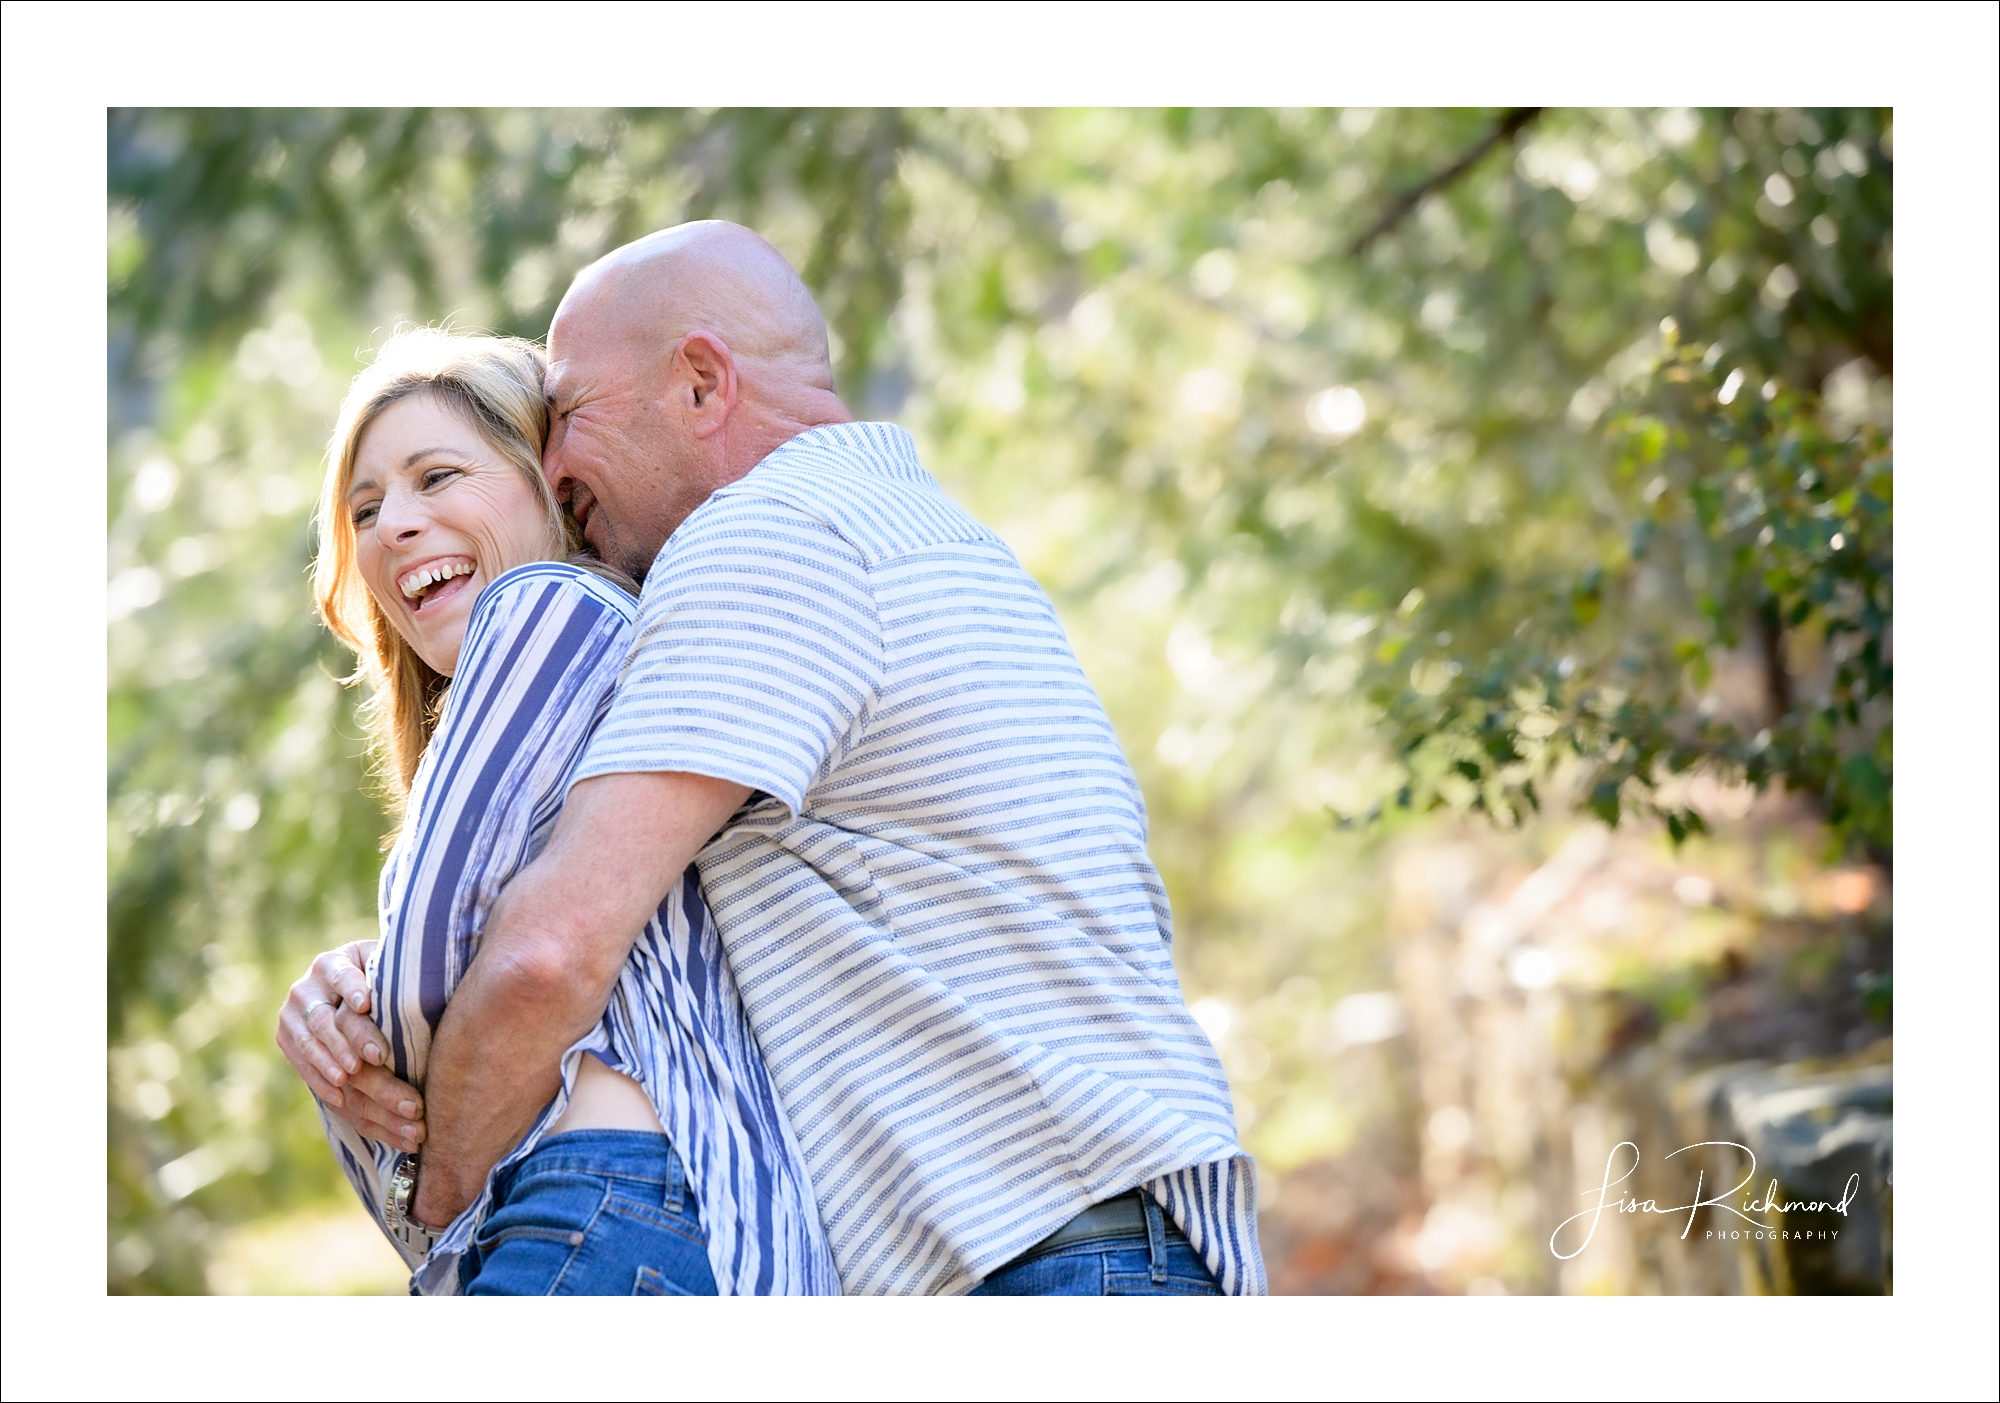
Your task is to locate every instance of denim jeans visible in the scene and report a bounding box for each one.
[969,1192,1224,1295]
[459,1130,718,1295]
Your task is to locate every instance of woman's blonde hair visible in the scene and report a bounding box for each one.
[313,327,622,818]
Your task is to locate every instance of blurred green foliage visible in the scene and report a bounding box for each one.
[1382,342,1892,857]
[108,108,1890,1291]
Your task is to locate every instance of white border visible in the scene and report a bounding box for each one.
[4,2,1993,1399]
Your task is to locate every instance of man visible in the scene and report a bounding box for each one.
[288,221,1263,1295]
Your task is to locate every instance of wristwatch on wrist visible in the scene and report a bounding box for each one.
[383,1152,441,1256]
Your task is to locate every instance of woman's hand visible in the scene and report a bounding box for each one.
[276,940,427,1153]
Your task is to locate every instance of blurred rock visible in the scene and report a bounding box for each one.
[1682,1057,1891,1294]
[1382,817,1891,1294]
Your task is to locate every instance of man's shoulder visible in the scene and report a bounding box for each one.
[653,489,876,585]
[708,421,1003,568]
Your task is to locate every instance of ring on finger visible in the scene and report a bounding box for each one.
[305,998,335,1019]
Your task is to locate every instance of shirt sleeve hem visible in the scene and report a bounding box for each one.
[567,754,803,823]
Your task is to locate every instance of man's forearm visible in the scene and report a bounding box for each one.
[409,885,612,1226]
[409,770,752,1228]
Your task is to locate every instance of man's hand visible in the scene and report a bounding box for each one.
[275,941,426,1153]
[410,770,750,1228]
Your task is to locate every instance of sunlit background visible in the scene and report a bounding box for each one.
[109,108,1891,1295]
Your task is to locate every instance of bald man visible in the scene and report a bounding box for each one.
[307,222,1264,1295]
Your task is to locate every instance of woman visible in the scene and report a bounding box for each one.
[274,328,837,1295]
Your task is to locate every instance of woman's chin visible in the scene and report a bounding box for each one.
[410,590,477,676]
[416,626,467,677]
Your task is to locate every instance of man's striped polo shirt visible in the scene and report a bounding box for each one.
[575,420,1264,1295]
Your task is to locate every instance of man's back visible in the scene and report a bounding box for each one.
[578,421,1263,1294]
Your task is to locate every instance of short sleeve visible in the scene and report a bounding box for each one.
[574,494,885,816]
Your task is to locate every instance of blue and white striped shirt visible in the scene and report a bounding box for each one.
[575,422,1266,1295]
[319,562,839,1295]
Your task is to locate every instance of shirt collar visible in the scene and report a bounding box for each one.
[756,420,934,487]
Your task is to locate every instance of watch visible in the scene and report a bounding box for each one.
[383,1152,441,1256]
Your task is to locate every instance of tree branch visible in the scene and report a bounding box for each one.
[1348,108,1543,258]
[1757,596,1793,723]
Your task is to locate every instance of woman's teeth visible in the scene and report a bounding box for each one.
[400,560,475,602]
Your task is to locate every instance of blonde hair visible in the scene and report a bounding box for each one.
[313,327,626,819]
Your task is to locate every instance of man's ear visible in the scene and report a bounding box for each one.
[673,331,738,438]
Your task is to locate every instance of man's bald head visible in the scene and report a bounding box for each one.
[557,220,836,400]
[541,221,852,577]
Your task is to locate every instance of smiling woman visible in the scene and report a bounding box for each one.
[312,329,616,806]
[279,326,837,1295]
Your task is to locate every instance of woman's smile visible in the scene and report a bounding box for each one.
[397,555,479,614]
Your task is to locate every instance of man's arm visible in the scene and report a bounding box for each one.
[410,769,750,1228]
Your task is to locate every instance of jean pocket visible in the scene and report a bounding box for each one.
[466,1219,592,1296]
[472,1171,606,1253]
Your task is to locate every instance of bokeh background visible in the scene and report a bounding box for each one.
[108,108,1892,1295]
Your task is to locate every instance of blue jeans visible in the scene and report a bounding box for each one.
[970,1192,1224,1295]
[459,1130,718,1295]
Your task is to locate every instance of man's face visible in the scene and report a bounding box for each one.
[543,297,704,581]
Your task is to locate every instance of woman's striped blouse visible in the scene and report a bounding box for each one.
[317,562,839,1296]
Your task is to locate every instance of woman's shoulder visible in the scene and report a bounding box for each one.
[454,560,638,682]
[442,560,639,729]
[475,559,640,627]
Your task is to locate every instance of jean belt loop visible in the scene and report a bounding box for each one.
[1140,1188,1167,1285]
[662,1140,684,1213]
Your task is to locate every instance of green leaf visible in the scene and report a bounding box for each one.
[1588,779,1622,826]
[1841,752,1889,806]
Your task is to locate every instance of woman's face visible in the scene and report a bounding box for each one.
[347,393,553,676]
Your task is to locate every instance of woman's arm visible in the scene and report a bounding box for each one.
[277,563,635,1250]
[366,564,639,1214]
